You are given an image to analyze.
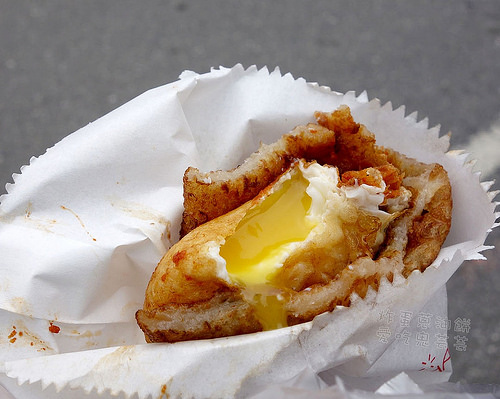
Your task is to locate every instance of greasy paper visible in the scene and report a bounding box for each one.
[0,65,497,398]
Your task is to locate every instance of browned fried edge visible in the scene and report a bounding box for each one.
[180,123,337,237]
[140,106,452,342]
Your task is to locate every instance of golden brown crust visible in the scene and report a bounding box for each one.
[138,106,453,343]
[136,291,262,343]
[401,163,453,274]
[314,107,388,171]
[180,123,337,237]
[180,105,393,237]
[144,200,253,310]
[285,256,401,325]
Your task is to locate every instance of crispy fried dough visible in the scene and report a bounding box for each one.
[180,106,399,237]
[136,290,261,343]
[136,106,452,342]
[180,123,337,237]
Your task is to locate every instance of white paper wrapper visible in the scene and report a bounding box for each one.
[0,64,498,398]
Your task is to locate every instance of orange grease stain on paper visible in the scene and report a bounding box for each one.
[156,378,173,398]
[60,205,97,241]
[22,202,58,233]
[48,322,60,334]
[8,327,17,343]
[25,201,33,218]
[93,346,135,373]
[10,296,32,316]
[69,329,104,349]
[7,323,52,352]
[111,200,173,245]
[159,384,168,399]
[70,329,102,338]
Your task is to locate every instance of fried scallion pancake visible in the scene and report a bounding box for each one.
[136,106,452,343]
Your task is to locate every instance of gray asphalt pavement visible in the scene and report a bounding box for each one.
[1,0,499,387]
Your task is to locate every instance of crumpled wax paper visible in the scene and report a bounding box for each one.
[0,64,498,398]
[249,370,500,399]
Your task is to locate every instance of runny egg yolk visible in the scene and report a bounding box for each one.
[219,170,316,286]
[219,167,318,330]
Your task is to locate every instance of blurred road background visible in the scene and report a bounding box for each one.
[1,0,499,386]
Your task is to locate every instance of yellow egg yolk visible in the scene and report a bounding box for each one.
[249,292,289,330]
[218,167,317,330]
[219,170,315,286]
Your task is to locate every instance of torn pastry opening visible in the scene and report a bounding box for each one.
[220,161,324,286]
[215,159,405,330]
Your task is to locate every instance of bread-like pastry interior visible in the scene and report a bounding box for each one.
[136,106,452,343]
